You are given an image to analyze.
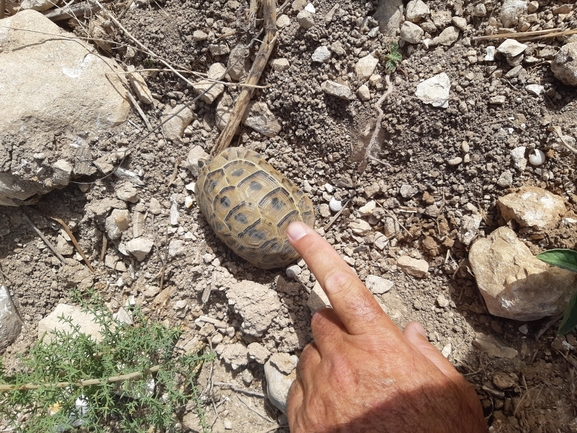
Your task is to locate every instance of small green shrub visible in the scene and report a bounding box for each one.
[0,290,214,432]
[537,249,577,335]
[383,42,402,74]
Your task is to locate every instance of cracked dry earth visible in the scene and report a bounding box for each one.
[2,0,577,432]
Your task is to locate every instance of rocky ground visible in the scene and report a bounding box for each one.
[1,0,577,432]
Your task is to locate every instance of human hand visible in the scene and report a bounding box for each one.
[285,221,487,433]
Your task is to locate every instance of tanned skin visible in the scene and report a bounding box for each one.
[286,221,488,433]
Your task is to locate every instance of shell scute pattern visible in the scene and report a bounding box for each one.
[195,147,315,269]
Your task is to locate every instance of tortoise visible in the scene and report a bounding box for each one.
[195,147,315,269]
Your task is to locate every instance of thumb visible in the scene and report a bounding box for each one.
[403,321,464,382]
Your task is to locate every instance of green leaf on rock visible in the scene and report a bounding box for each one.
[536,249,577,273]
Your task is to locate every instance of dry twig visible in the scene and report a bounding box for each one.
[553,126,577,154]
[474,28,577,41]
[50,217,95,272]
[358,74,394,174]
[43,0,101,21]
[22,213,66,265]
[212,0,277,156]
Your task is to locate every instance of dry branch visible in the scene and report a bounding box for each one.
[49,217,95,272]
[212,0,277,156]
[474,28,577,41]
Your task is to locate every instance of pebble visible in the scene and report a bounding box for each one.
[400,21,424,45]
[400,184,418,198]
[276,14,291,28]
[452,16,468,30]
[497,170,513,187]
[125,237,154,261]
[285,264,301,279]
[218,343,248,370]
[350,219,372,235]
[247,342,271,364]
[311,46,331,63]
[319,203,331,217]
[358,200,376,216]
[441,343,452,358]
[447,157,462,166]
[270,58,290,72]
[321,80,353,100]
[415,73,451,108]
[0,286,22,351]
[525,84,544,96]
[365,275,394,294]
[168,239,184,257]
[528,149,545,166]
[192,30,208,41]
[357,84,371,101]
[354,54,379,81]
[329,197,342,212]
[484,46,496,61]
[510,146,527,171]
[432,26,459,47]
[405,0,430,22]
[497,39,528,59]
[437,294,450,308]
[324,183,335,193]
[397,256,429,278]
[296,10,314,29]
[264,353,298,414]
[115,181,139,203]
[489,95,506,105]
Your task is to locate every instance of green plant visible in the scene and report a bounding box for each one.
[0,290,214,432]
[383,42,402,74]
[537,248,577,335]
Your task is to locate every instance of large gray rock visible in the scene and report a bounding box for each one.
[0,10,130,206]
[551,42,577,86]
[373,0,403,33]
[469,227,577,321]
[0,286,23,351]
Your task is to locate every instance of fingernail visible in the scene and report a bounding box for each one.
[413,322,427,337]
[287,221,309,241]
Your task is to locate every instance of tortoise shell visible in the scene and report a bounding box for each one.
[195,147,315,269]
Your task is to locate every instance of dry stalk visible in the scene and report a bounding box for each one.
[0,366,160,392]
[212,0,277,156]
[49,216,95,272]
[0,0,5,19]
[358,74,394,174]
[22,213,66,265]
[474,28,577,41]
[553,126,577,154]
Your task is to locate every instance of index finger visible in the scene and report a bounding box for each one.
[287,221,394,335]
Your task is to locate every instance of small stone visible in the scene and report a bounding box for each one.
[432,26,459,47]
[192,30,208,41]
[297,10,315,29]
[510,146,527,171]
[400,21,424,44]
[493,372,518,390]
[185,145,210,178]
[219,343,248,370]
[358,200,376,216]
[321,80,353,100]
[125,237,154,261]
[319,203,331,218]
[209,42,230,56]
[551,42,577,86]
[162,104,194,141]
[276,14,291,28]
[308,281,331,312]
[115,182,139,203]
[330,41,346,56]
[311,46,331,63]
[243,101,281,137]
[405,0,430,22]
[447,157,462,166]
[400,184,418,198]
[437,294,450,308]
[105,209,130,240]
[497,171,513,187]
[241,369,254,385]
[365,275,394,294]
[458,213,482,246]
[193,63,226,104]
[497,39,528,59]
[247,342,271,364]
[168,239,184,257]
[452,16,468,31]
[350,219,372,235]
[441,343,452,358]
[500,0,528,28]
[227,44,250,81]
[526,84,544,96]
[415,73,451,108]
[270,58,290,72]
[286,265,301,279]
[473,332,518,359]
[489,95,506,105]
[397,256,429,278]
[357,84,371,101]
[355,54,379,81]
[223,419,233,430]
[485,46,496,61]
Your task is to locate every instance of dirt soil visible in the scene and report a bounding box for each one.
[2,0,577,432]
